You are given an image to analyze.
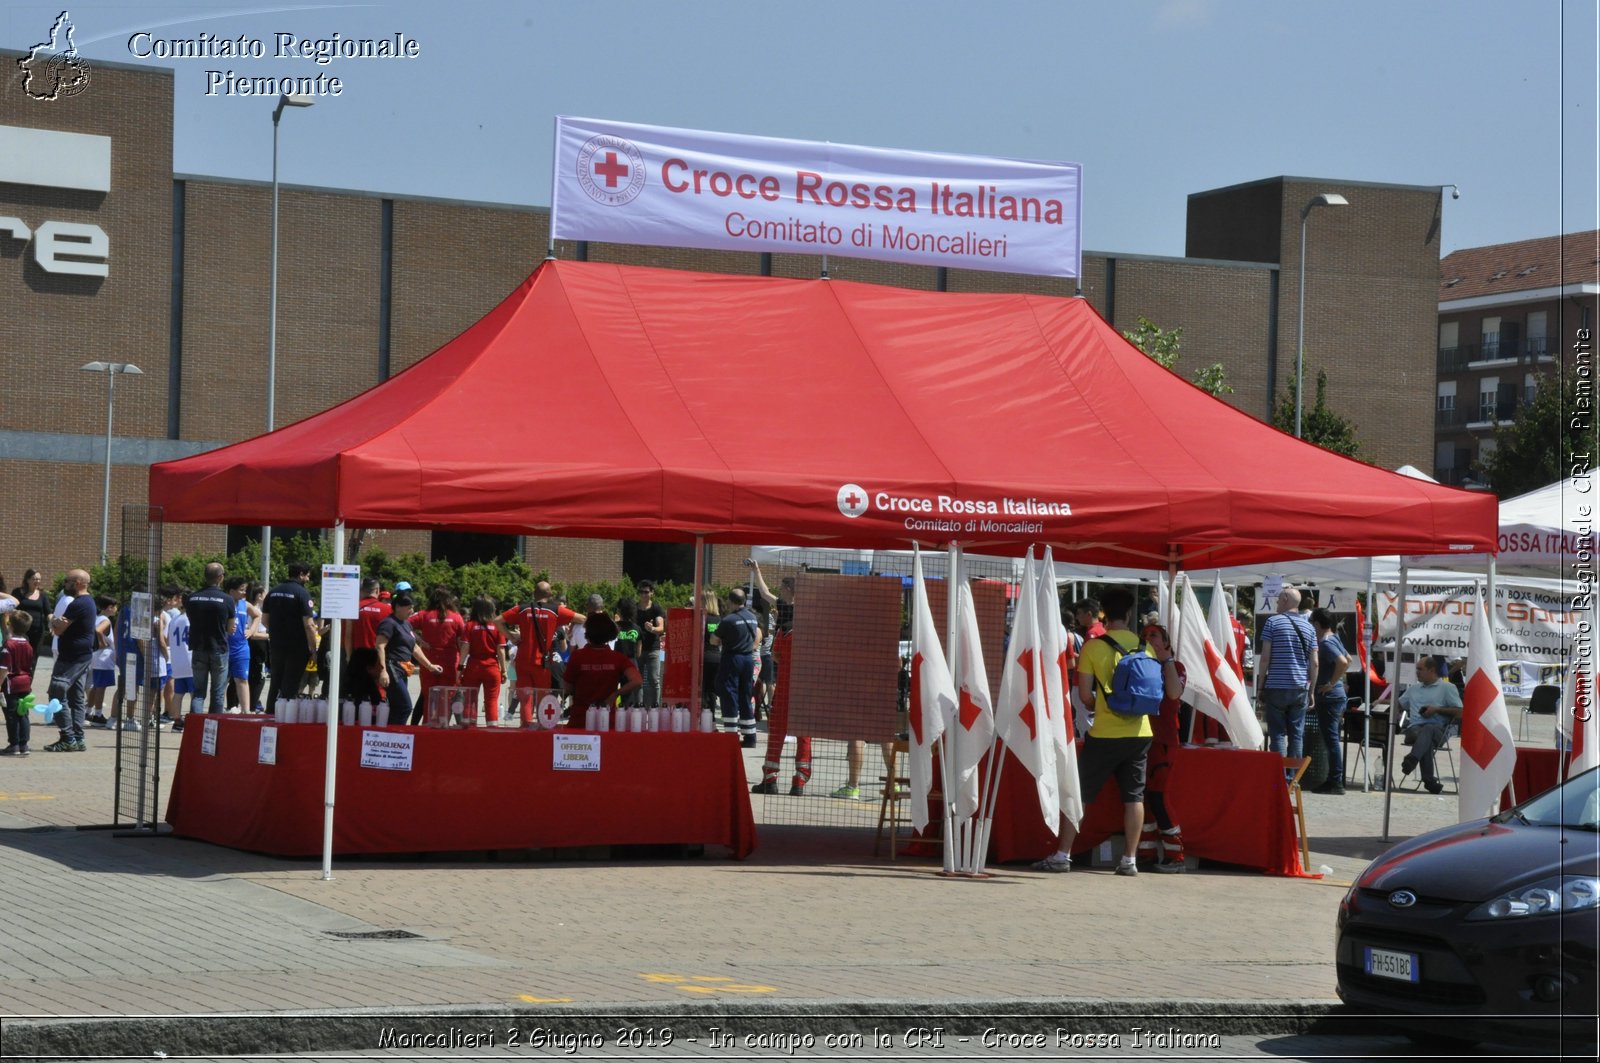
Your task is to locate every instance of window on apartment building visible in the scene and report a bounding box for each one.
[1525,373,1538,405]
[1527,311,1548,357]
[1436,381,1456,411]
[1479,438,1498,464]
[1435,441,1457,474]
[1478,376,1499,420]
[1480,316,1501,358]
[1438,321,1459,352]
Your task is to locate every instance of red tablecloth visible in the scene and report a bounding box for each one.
[987,745,1305,876]
[1502,746,1567,809]
[166,718,756,859]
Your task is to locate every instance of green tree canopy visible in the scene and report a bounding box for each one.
[1485,367,1587,497]
[1272,368,1361,458]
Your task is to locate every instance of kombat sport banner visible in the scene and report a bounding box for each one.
[1375,584,1580,669]
[552,116,1083,278]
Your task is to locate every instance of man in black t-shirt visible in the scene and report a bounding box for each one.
[185,562,236,714]
[636,580,666,706]
[263,561,318,716]
[44,570,96,751]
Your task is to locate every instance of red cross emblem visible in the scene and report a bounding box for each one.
[1462,669,1506,769]
[592,151,629,188]
[1015,648,1039,741]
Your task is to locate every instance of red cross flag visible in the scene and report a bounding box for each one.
[1207,574,1245,682]
[1038,547,1082,830]
[908,548,956,833]
[995,550,1059,828]
[1459,589,1517,821]
[950,580,994,819]
[1175,574,1264,750]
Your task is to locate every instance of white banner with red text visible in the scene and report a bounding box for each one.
[551,116,1082,278]
[1375,584,1580,685]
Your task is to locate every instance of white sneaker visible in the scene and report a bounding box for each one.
[1031,851,1072,873]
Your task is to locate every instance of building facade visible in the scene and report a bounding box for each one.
[2,54,1446,590]
[1434,231,1599,486]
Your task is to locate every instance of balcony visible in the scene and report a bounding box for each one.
[1437,345,1472,374]
[1434,404,1462,428]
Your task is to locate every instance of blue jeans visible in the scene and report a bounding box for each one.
[48,655,92,742]
[639,650,661,707]
[1263,687,1308,758]
[190,648,228,713]
[385,665,413,726]
[1315,690,1347,786]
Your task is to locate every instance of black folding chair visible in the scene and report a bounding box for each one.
[1519,684,1561,742]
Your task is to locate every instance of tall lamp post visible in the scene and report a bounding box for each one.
[81,361,142,566]
[263,91,316,589]
[1295,192,1349,438]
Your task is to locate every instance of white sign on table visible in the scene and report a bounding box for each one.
[258,726,278,765]
[321,564,362,621]
[552,116,1083,278]
[359,729,414,771]
[201,717,218,756]
[553,733,601,772]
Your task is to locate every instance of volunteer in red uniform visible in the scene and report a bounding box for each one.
[1136,620,1188,873]
[564,613,641,720]
[459,596,508,726]
[344,578,391,656]
[412,585,466,717]
[500,581,579,724]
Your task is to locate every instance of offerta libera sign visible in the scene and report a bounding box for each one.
[551,117,1082,278]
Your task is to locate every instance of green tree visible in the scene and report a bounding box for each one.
[1121,316,1233,396]
[1486,367,1587,497]
[1272,368,1362,458]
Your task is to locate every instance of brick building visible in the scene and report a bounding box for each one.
[1433,230,1599,486]
[2,55,1446,590]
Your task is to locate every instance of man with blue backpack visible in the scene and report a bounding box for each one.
[1033,587,1179,876]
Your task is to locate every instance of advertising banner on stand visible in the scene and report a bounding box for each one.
[1375,584,1580,682]
[552,116,1082,278]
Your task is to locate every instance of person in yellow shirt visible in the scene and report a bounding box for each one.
[1033,588,1180,875]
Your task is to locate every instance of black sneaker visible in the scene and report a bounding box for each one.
[750,780,777,795]
[1424,780,1445,795]
[1400,755,1418,775]
[1313,783,1346,795]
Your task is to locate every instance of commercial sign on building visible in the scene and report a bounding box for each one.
[0,125,111,277]
[552,117,1082,278]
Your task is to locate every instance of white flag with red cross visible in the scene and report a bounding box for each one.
[1175,574,1265,749]
[1459,590,1518,821]
[994,550,1059,828]
[1039,547,1083,830]
[950,581,994,819]
[908,548,957,833]
[1208,574,1246,682]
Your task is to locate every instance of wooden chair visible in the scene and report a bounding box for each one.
[874,740,913,859]
[1283,756,1312,873]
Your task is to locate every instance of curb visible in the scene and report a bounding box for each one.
[0,998,1382,1059]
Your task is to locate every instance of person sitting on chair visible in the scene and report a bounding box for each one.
[1397,654,1462,795]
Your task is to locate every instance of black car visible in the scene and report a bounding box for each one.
[1337,766,1599,1050]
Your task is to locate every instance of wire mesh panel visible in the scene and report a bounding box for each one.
[746,548,1020,833]
[113,504,163,830]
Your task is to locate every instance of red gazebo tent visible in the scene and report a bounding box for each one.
[150,259,1495,566]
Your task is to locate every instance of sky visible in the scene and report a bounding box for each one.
[9,0,1599,258]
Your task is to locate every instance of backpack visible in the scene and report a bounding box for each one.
[1096,634,1165,716]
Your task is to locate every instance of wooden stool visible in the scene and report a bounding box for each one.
[875,740,913,858]
[1283,756,1311,873]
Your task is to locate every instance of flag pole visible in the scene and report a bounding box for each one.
[1362,577,1375,793]
[1382,560,1409,841]
[974,546,1030,874]
[320,518,345,882]
[940,542,961,874]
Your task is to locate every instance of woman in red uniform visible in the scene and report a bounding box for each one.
[458,596,508,726]
[412,586,466,721]
[564,613,642,724]
[1138,620,1188,872]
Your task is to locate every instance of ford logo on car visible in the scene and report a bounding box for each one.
[1388,890,1417,909]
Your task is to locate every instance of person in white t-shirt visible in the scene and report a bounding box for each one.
[87,596,119,727]
[166,594,193,731]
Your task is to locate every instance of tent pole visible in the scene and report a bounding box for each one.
[942,542,960,874]
[321,519,345,882]
[690,535,705,727]
[1363,578,1374,793]
[1382,561,1408,841]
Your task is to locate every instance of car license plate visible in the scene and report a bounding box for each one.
[1364,946,1419,983]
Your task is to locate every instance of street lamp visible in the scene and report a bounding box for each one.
[1294,193,1349,438]
[81,361,143,566]
[262,91,315,589]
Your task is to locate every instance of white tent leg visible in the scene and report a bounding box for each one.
[1381,561,1408,841]
[321,519,345,882]
[690,535,705,725]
